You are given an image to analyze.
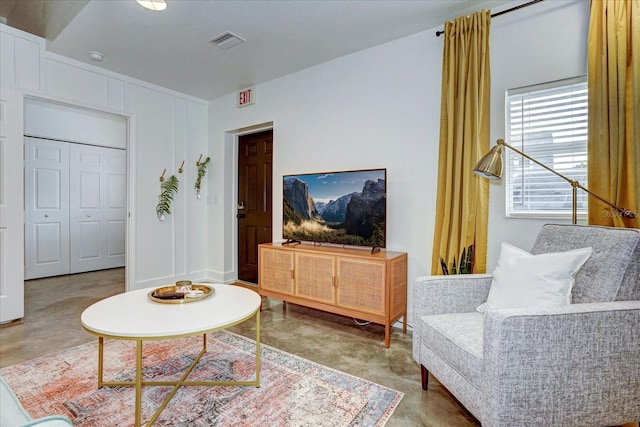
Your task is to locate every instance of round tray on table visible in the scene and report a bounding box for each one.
[147,284,214,304]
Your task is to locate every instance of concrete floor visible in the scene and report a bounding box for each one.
[0,268,477,426]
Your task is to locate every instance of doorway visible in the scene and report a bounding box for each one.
[24,137,127,279]
[23,98,128,280]
[237,130,273,283]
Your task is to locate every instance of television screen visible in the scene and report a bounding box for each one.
[283,168,386,248]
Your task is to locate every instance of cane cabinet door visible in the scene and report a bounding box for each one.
[259,247,294,295]
[336,257,386,316]
[294,252,336,305]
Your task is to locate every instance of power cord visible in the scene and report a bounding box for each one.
[353,318,371,326]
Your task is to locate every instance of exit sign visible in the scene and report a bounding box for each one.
[237,87,255,107]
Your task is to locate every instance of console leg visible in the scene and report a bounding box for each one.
[421,364,429,390]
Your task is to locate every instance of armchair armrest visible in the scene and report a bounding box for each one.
[482,300,640,426]
[413,274,492,317]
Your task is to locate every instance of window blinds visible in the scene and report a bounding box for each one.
[505,77,588,216]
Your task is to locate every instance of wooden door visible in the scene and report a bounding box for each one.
[238,130,273,283]
[24,137,70,280]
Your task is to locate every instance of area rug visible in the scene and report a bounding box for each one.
[0,330,403,426]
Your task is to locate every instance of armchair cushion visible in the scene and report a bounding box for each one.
[1,375,30,426]
[418,312,484,387]
[477,243,592,311]
[1,376,73,427]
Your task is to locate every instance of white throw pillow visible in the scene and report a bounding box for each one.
[477,243,592,312]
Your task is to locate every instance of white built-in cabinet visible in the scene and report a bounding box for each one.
[0,88,25,322]
[0,26,38,321]
[24,138,126,279]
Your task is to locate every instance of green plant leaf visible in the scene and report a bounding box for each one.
[195,157,210,192]
[440,243,475,275]
[156,174,179,219]
[440,257,449,275]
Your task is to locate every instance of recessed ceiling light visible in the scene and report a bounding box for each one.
[136,0,167,11]
[88,51,104,62]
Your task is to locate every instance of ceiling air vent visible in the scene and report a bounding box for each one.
[209,31,246,50]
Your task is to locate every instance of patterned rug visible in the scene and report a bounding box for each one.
[1,330,403,426]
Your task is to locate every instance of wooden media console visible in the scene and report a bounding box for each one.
[258,242,407,347]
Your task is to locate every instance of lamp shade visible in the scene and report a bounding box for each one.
[473,144,503,180]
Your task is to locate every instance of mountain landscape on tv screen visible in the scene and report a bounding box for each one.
[283,172,386,247]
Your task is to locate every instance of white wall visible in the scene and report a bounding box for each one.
[207,0,589,325]
[125,84,210,286]
[207,30,442,293]
[0,23,210,291]
[24,97,127,149]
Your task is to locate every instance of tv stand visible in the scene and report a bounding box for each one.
[258,243,407,347]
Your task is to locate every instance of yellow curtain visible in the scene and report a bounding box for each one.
[587,0,639,228]
[431,10,491,275]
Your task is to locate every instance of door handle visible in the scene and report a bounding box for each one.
[237,213,246,218]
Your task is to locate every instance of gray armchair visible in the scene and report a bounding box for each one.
[413,224,640,426]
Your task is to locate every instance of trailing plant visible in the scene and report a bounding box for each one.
[156,174,179,219]
[440,244,474,275]
[194,156,210,193]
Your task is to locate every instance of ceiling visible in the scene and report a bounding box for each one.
[1,0,517,100]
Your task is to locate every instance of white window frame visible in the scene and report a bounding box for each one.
[504,76,588,219]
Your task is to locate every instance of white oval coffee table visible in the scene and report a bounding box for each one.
[81,284,262,427]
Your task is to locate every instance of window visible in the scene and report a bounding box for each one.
[505,77,588,218]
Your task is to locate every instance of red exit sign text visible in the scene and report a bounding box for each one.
[237,87,255,107]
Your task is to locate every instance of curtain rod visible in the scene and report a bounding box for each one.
[435,0,544,37]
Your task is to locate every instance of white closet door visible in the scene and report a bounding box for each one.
[102,147,127,269]
[24,137,70,280]
[70,144,126,273]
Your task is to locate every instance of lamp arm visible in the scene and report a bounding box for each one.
[496,138,635,219]
[497,139,575,186]
[573,181,635,217]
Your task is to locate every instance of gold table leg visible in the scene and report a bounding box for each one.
[136,340,143,427]
[255,309,261,385]
[95,309,262,426]
[97,336,104,387]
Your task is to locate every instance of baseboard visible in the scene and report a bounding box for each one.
[231,281,258,290]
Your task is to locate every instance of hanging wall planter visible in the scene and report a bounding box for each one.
[156,172,179,220]
[194,155,210,199]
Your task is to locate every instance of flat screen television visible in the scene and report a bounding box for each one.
[283,168,386,249]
